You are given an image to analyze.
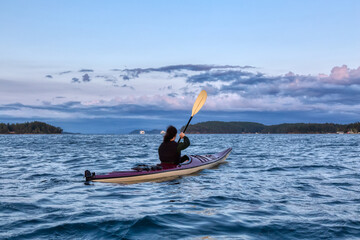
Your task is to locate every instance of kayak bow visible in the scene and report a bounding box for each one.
[85,148,232,183]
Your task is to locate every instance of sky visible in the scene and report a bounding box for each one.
[1,0,360,133]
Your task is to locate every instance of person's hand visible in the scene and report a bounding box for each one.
[179,132,185,139]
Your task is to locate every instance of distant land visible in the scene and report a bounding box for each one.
[129,129,164,134]
[180,121,360,134]
[0,121,63,134]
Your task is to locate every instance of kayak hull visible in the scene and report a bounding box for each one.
[86,148,232,183]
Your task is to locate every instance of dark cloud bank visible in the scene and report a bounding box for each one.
[79,69,94,73]
[59,71,72,75]
[114,64,255,80]
[182,65,360,108]
[110,64,360,108]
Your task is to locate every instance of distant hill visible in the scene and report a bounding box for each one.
[0,121,63,134]
[129,129,164,134]
[181,121,360,134]
[181,121,265,134]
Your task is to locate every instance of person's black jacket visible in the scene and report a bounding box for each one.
[158,136,190,164]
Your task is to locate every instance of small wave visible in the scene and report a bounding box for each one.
[0,202,44,214]
[23,173,55,180]
[299,164,350,171]
[264,164,350,172]
[308,193,332,198]
[321,182,354,187]
[5,219,135,240]
[122,214,360,240]
[264,167,287,172]
[185,196,263,208]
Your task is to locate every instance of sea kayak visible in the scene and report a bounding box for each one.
[85,148,232,183]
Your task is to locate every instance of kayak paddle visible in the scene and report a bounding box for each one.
[178,90,207,143]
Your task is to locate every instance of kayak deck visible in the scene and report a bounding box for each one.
[85,148,232,183]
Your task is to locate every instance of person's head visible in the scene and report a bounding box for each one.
[164,125,177,142]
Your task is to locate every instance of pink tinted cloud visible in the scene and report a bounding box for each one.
[320,65,360,84]
[349,66,360,79]
[330,65,349,81]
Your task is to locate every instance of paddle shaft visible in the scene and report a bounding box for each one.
[178,116,193,143]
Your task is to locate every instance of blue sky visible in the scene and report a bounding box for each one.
[1,0,360,133]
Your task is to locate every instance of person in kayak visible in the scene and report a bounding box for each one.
[158,125,190,166]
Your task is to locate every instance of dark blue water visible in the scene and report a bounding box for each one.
[1,134,360,239]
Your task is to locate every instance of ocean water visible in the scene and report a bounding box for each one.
[0,134,360,240]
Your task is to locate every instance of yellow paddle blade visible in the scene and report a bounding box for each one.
[191,90,207,116]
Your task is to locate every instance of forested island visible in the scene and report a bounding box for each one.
[0,121,63,134]
[181,121,360,134]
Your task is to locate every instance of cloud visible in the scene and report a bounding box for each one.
[79,69,94,73]
[95,75,118,84]
[0,102,85,119]
[114,64,254,80]
[146,64,253,72]
[170,64,360,110]
[82,74,91,82]
[120,70,142,79]
[121,84,135,90]
[201,83,220,95]
[0,101,182,120]
[45,75,53,78]
[159,85,173,91]
[173,72,188,78]
[179,86,197,97]
[167,93,178,97]
[319,65,360,85]
[72,77,80,83]
[186,70,255,84]
[112,64,251,73]
[59,71,72,75]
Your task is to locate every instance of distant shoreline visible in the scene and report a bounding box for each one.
[180,121,360,134]
[2,121,360,135]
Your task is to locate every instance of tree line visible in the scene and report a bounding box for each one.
[181,121,360,134]
[0,121,63,134]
